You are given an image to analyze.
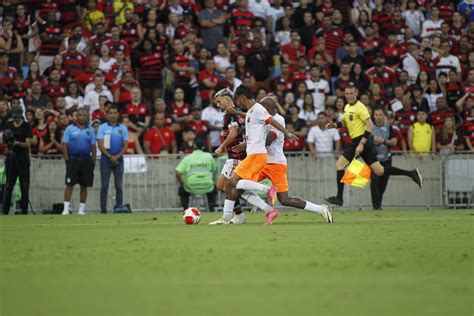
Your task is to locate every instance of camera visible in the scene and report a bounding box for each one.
[2,129,15,147]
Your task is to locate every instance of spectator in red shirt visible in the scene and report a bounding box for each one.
[417,48,440,78]
[45,68,66,105]
[104,25,131,63]
[138,39,164,105]
[381,31,405,69]
[0,52,17,89]
[123,87,150,136]
[198,59,219,108]
[430,97,456,131]
[170,38,197,104]
[187,106,210,147]
[143,113,178,154]
[435,115,464,153]
[44,54,69,84]
[314,15,343,57]
[24,60,47,89]
[366,53,398,97]
[171,87,191,126]
[281,31,306,73]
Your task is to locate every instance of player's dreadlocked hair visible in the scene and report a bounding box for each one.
[214,88,234,99]
[234,84,254,100]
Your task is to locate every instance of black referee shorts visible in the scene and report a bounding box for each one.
[65,158,95,187]
[342,136,379,166]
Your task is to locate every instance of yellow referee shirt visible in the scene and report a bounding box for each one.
[342,101,371,139]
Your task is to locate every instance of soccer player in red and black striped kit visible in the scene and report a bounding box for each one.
[214,88,247,219]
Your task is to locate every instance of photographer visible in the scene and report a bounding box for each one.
[1,108,32,215]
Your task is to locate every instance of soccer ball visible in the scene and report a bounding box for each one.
[182,208,201,225]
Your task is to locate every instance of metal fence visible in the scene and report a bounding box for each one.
[2,152,473,212]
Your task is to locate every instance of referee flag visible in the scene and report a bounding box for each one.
[341,159,372,188]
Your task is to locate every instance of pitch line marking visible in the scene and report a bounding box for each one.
[0,216,471,228]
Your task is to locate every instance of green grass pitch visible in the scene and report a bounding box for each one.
[1,210,473,316]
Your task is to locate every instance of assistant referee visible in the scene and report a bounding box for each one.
[325,84,422,206]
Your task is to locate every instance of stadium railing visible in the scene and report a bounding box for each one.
[2,151,473,212]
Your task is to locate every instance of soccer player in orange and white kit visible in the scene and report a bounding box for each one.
[233,96,333,223]
[209,85,298,225]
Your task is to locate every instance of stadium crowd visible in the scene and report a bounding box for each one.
[0,0,473,159]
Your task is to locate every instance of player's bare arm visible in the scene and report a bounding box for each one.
[268,118,298,142]
[215,124,238,156]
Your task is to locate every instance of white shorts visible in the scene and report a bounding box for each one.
[220,159,241,179]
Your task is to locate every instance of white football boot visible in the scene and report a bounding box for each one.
[320,205,334,223]
[229,213,247,224]
[208,217,230,225]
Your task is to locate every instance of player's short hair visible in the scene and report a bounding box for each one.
[234,84,254,100]
[214,88,233,99]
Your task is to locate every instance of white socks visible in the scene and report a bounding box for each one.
[223,199,235,221]
[304,201,323,213]
[78,203,86,215]
[241,191,273,213]
[236,180,270,193]
[63,201,70,213]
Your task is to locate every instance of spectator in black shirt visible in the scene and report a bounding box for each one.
[1,107,32,215]
[298,12,316,51]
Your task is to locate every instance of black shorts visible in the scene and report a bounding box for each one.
[342,136,379,166]
[65,158,95,187]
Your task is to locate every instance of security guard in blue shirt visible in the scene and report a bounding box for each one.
[62,108,97,215]
[97,105,129,213]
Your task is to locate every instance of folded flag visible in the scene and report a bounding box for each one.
[341,159,371,188]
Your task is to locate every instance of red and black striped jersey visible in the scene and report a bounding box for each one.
[438,4,454,22]
[394,110,416,137]
[139,52,164,82]
[104,39,131,57]
[222,113,246,160]
[39,23,63,56]
[170,54,191,85]
[464,118,474,146]
[57,0,79,24]
[124,103,149,128]
[417,56,439,77]
[121,23,140,48]
[0,66,17,87]
[446,82,463,108]
[61,51,89,77]
[365,66,397,95]
[90,33,111,54]
[38,1,58,20]
[430,109,455,131]
[44,66,69,83]
[96,0,115,25]
[231,9,254,29]
[314,26,343,56]
[7,87,28,99]
[44,83,66,104]
[14,17,31,37]
[372,12,392,31]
